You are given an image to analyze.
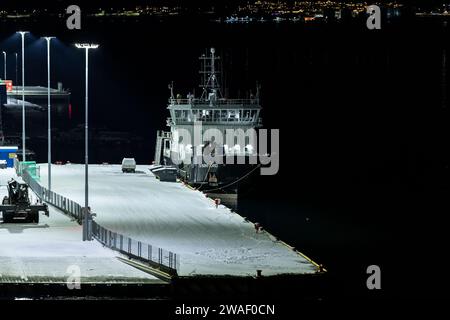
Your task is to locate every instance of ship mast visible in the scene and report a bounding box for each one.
[200,48,222,102]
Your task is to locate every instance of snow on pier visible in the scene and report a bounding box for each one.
[39,164,319,277]
[0,168,161,283]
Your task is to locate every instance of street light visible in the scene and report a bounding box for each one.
[75,43,99,241]
[15,53,18,93]
[18,31,29,162]
[2,51,6,80]
[44,37,55,191]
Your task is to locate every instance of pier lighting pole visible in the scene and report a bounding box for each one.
[2,51,6,80]
[15,53,18,93]
[18,31,29,161]
[75,43,99,241]
[44,37,55,191]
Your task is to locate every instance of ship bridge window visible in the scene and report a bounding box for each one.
[201,110,212,121]
[213,110,221,121]
[192,110,200,121]
[183,110,190,121]
[227,110,241,121]
[244,110,257,122]
[174,110,192,122]
[221,110,227,121]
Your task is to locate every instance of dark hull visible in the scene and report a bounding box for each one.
[164,155,260,209]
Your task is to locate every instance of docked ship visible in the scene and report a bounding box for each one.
[154,48,263,207]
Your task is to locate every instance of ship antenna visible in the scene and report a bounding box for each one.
[200,48,222,101]
[210,48,221,96]
[256,81,261,102]
[168,81,174,100]
[211,48,216,82]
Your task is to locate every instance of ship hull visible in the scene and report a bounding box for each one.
[164,155,260,209]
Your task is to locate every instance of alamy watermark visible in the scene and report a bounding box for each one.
[367,5,381,30]
[66,264,81,290]
[366,265,381,290]
[66,5,81,30]
[169,122,279,176]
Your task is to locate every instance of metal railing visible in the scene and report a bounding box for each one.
[92,221,179,276]
[18,162,180,275]
[157,130,172,139]
[21,169,83,223]
[169,97,260,106]
[13,157,20,173]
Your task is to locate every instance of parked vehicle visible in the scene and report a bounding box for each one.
[121,158,136,173]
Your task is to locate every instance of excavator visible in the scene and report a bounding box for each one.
[0,179,49,223]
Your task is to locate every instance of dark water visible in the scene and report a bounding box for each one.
[1,16,450,299]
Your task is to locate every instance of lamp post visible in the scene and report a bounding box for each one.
[2,51,6,80]
[18,31,29,162]
[15,53,18,93]
[44,37,55,191]
[75,43,99,241]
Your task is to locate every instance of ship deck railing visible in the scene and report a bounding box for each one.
[167,117,263,126]
[168,98,260,108]
[157,130,172,138]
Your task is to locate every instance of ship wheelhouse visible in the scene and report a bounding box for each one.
[167,98,262,128]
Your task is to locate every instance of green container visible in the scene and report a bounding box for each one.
[19,161,40,181]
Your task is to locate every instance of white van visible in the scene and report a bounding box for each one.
[121,158,136,173]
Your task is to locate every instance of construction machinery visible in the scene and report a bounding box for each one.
[0,179,49,223]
